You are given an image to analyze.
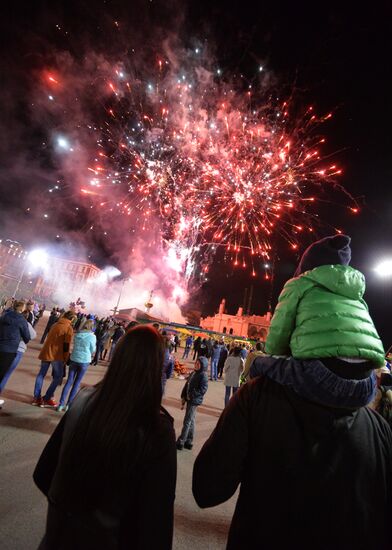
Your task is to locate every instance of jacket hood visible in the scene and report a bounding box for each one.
[75,330,93,339]
[0,310,23,325]
[301,265,365,300]
[198,356,209,372]
[57,317,72,326]
[251,355,376,410]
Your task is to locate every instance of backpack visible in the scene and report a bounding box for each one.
[376,386,392,428]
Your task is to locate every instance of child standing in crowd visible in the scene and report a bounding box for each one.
[250,235,385,400]
[223,347,244,406]
[57,319,96,412]
[177,356,208,450]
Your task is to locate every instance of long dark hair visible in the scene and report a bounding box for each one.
[59,325,164,507]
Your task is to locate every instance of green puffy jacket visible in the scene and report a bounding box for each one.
[265,265,385,366]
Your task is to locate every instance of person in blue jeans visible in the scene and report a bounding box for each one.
[0,312,36,396]
[182,335,193,359]
[57,320,96,412]
[33,311,75,407]
[210,341,221,381]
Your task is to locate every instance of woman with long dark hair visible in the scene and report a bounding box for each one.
[33,326,177,550]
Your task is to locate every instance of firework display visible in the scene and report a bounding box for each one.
[42,47,357,280]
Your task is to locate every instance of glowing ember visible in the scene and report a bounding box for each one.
[41,46,357,279]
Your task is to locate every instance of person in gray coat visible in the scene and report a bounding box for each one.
[223,347,244,406]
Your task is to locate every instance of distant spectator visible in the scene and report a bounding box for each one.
[109,324,126,361]
[0,300,31,407]
[242,342,265,382]
[40,308,59,344]
[193,336,201,360]
[239,343,248,360]
[217,343,229,379]
[57,319,96,412]
[182,335,193,360]
[25,300,35,325]
[223,347,244,406]
[162,336,174,395]
[174,334,180,353]
[32,311,75,408]
[197,338,209,359]
[210,341,221,381]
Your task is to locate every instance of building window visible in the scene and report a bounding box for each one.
[229,328,233,335]
[223,327,227,333]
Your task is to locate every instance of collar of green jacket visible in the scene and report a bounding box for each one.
[299,265,365,301]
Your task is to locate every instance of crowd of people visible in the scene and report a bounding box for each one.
[1,234,392,548]
[0,302,131,409]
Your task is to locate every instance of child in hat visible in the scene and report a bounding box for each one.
[251,235,385,407]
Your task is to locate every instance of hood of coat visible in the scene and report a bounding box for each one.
[0,310,24,325]
[300,265,365,301]
[56,318,73,328]
[197,356,209,373]
[251,355,376,410]
[74,331,93,342]
[282,381,360,437]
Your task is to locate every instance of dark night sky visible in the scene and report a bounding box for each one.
[1,1,392,342]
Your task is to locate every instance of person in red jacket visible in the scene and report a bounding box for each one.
[32,311,76,408]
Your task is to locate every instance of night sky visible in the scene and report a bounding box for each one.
[1,1,392,342]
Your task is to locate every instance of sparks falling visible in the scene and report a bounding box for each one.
[42,46,357,279]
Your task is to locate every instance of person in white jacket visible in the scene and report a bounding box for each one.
[0,313,36,405]
[223,347,244,406]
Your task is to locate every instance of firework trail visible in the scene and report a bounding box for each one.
[41,45,357,281]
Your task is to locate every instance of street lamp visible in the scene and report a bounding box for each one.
[374,259,392,279]
[112,277,132,316]
[13,249,48,298]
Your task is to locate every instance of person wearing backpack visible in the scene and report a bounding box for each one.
[176,357,208,450]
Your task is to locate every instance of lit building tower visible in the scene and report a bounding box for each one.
[144,290,154,314]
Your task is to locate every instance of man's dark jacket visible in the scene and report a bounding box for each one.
[181,358,208,406]
[0,310,30,353]
[193,376,392,550]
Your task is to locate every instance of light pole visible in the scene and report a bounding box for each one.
[111,277,132,316]
[12,249,48,298]
[144,290,154,314]
[374,259,392,314]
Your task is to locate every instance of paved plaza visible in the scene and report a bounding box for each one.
[0,319,236,550]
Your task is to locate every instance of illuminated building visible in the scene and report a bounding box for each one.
[200,299,271,340]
